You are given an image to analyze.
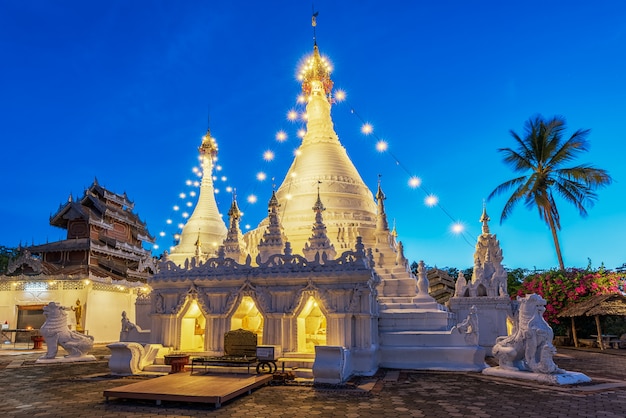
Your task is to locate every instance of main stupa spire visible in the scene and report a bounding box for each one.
[168,126,227,265]
[245,14,377,258]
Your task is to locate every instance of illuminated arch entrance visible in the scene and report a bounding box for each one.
[297,296,327,353]
[180,299,205,351]
[231,296,264,344]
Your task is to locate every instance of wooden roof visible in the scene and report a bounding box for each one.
[557,293,626,318]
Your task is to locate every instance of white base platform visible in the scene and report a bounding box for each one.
[379,345,486,371]
[482,366,591,385]
[36,355,97,364]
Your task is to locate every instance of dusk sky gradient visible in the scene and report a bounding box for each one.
[2,1,625,271]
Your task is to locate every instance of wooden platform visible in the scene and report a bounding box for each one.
[103,372,273,408]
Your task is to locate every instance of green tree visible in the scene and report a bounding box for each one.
[488,115,612,270]
[506,267,528,297]
[0,246,17,274]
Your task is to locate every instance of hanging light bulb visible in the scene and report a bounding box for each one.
[334,89,346,102]
[263,150,275,161]
[276,131,288,142]
[425,195,438,207]
[361,123,373,135]
[408,177,421,188]
[451,222,465,234]
[287,110,298,121]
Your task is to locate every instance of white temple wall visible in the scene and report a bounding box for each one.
[151,314,179,347]
[0,278,141,344]
[206,316,228,353]
[148,247,380,358]
[135,293,151,330]
[146,278,379,355]
[448,296,512,355]
[263,313,284,346]
[281,315,297,352]
[353,313,377,348]
[85,287,137,343]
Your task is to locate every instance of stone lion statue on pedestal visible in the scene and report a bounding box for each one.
[39,301,94,359]
[492,293,562,374]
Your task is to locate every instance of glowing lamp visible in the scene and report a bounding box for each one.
[287,110,298,121]
[425,195,438,206]
[263,150,275,161]
[408,177,421,188]
[276,131,288,142]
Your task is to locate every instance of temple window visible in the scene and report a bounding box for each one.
[297,296,327,353]
[180,300,205,351]
[231,296,264,344]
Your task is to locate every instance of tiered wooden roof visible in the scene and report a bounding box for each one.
[8,180,155,281]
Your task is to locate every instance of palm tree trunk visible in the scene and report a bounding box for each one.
[546,213,565,270]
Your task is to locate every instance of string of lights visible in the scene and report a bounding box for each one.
[152,54,476,253]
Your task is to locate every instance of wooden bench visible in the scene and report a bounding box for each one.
[191,329,276,374]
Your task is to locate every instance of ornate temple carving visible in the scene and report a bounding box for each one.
[455,206,508,298]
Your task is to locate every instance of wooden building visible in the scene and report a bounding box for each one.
[0,180,157,342]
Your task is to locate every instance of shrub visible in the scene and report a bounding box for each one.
[517,268,625,326]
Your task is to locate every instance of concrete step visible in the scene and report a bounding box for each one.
[278,356,315,370]
[379,330,467,346]
[379,310,454,332]
[142,364,170,373]
[281,352,315,360]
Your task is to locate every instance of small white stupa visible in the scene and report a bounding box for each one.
[167,127,227,266]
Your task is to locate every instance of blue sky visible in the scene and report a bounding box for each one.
[1,1,625,271]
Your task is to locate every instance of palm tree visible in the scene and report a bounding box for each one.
[488,115,612,270]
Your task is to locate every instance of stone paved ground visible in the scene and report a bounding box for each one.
[1,345,625,417]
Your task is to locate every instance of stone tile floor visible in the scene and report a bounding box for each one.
[1,344,626,417]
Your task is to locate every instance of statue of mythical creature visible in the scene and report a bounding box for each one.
[453,305,479,345]
[492,294,563,374]
[39,302,94,359]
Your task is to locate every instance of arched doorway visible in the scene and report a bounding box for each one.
[231,296,264,344]
[180,299,205,351]
[297,296,327,353]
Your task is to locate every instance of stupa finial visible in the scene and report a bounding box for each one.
[313,181,325,212]
[375,174,389,232]
[376,174,386,202]
[480,201,491,235]
[199,113,218,159]
[298,11,333,99]
[312,9,319,46]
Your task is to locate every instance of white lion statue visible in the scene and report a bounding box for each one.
[492,294,562,374]
[40,301,94,359]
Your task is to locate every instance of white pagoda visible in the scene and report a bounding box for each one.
[145,20,486,381]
